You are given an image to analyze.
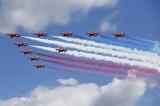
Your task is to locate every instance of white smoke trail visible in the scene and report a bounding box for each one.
[23,36,160,66]
[30,45,160,71]
[52,36,160,65]
[52,36,160,63]
[53,36,158,57]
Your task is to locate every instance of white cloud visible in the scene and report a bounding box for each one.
[0,0,119,32]
[100,11,118,33]
[93,78,146,106]
[0,77,146,106]
[100,20,117,33]
[57,78,79,86]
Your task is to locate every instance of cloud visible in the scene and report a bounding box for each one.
[100,11,118,33]
[93,78,146,106]
[57,78,79,86]
[0,0,119,32]
[0,77,146,106]
[100,20,117,33]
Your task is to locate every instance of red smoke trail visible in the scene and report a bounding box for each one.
[35,53,129,69]
[40,59,127,76]
[35,53,158,76]
[46,66,124,79]
[43,57,158,81]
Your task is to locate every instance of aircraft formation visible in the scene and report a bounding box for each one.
[3,31,160,85]
[7,32,126,38]
[5,31,126,69]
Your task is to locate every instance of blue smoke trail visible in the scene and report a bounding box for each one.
[26,32,155,52]
[75,34,152,51]
[127,36,154,44]
[101,35,151,47]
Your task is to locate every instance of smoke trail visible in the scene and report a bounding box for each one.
[127,36,155,44]
[125,37,153,46]
[40,58,127,75]
[46,66,124,79]
[30,45,160,71]
[127,69,158,85]
[52,36,159,57]
[101,35,150,48]
[47,65,159,85]
[27,35,155,57]
[74,33,142,48]
[24,36,160,67]
[77,35,150,51]
[36,53,159,77]
[75,35,92,40]
[52,36,160,66]
[35,52,129,69]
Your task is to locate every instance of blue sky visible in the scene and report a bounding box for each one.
[0,0,160,106]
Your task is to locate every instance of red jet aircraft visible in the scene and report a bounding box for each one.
[60,32,73,37]
[21,50,33,54]
[15,42,27,47]
[113,32,125,38]
[34,32,47,37]
[86,32,99,37]
[34,64,45,68]
[28,56,39,61]
[55,48,67,53]
[6,32,20,38]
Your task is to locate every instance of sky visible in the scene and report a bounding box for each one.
[0,0,160,106]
